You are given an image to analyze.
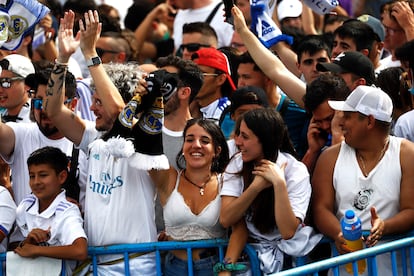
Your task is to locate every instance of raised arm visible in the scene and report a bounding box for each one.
[44,10,85,145]
[134,3,174,61]
[78,10,125,114]
[232,6,306,108]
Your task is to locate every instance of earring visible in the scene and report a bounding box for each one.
[177,153,186,168]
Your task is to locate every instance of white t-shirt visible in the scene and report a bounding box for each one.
[78,122,157,263]
[222,151,311,273]
[2,122,88,206]
[15,191,86,273]
[16,191,86,246]
[394,110,414,142]
[173,0,234,50]
[379,55,401,70]
[162,126,183,171]
[222,151,311,236]
[0,186,16,252]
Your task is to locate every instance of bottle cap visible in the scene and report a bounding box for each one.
[345,209,355,220]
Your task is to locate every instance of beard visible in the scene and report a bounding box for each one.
[164,93,180,116]
[37,120,59,137]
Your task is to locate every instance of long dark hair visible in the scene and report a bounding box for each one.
[238,108,295,233]
[176,118,229,173]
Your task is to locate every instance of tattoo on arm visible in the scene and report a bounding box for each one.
[46,64,68,98]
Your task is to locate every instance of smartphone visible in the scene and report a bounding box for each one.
[318,128,329,141]
[223,0,234,25]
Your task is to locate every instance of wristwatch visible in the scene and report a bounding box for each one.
[86,56,102,67]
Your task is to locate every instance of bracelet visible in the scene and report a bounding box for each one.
[54,59,69,66]
[213,261,247,275]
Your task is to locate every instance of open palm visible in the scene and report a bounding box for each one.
[58,10,80,62]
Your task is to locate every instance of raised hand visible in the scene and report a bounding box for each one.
[57,10,80,63]
[79,10,101,58]
[231,6,249,35]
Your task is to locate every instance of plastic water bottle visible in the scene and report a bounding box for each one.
[340,209,366,274]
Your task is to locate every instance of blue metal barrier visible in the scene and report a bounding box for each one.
[276,236,414,276]
[0,239,260,276]
[2,234,413,275]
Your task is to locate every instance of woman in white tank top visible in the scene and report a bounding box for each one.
[149,118,230,275]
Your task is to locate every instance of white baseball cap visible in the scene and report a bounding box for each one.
[0,54,35,78]
[328,85,393,123]
[277,0,303,22]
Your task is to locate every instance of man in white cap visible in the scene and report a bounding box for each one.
[0,54,35,123]
[277,0,303,30]
[312,85,414,275]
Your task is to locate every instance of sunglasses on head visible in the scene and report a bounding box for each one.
[32,98,73,110]
[0,77,24,88]
[180,43,210,52]
[96,47,119,58]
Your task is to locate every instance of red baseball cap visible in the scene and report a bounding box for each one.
[192,48,236,91]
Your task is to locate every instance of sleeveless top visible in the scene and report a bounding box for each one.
[163,170,226,240]
[333,136,402,229]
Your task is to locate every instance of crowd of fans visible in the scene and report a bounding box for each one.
[1,0,414,275]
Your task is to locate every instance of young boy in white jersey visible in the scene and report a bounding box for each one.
[13,146,87,268]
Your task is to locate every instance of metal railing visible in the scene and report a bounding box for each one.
[2,233,414,275]
[277,235,414,276]
[0,239,260,276]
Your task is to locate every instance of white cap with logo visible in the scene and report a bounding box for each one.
[0,54,35,78]
[328,85,393,123]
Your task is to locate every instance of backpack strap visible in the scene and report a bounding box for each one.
[205,2,223,24]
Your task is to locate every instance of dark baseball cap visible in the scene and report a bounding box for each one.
[230,86,269,114]
[316,51,375,85]
[357,14,385,42]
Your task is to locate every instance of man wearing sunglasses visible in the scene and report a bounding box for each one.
[0,54,35,123]
[171,0,234,52]
[179,22,218,60]
[96,31,133,64]
[0,65,83,204]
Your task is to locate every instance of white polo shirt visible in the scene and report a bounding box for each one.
[0,186,16,252]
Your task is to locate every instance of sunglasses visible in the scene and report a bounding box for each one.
[32,98,73,110]
[96,47,119,57]
[180,43,210,52]
[0,77,24,88]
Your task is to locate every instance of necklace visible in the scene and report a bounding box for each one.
[353,138,389,210]
[182,170,211,196]
[356,137,390,177]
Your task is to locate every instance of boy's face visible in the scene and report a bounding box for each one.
[297,50,330,84]
[237,63,267,89]
[331,35,357,60]
[29,164,67,207]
